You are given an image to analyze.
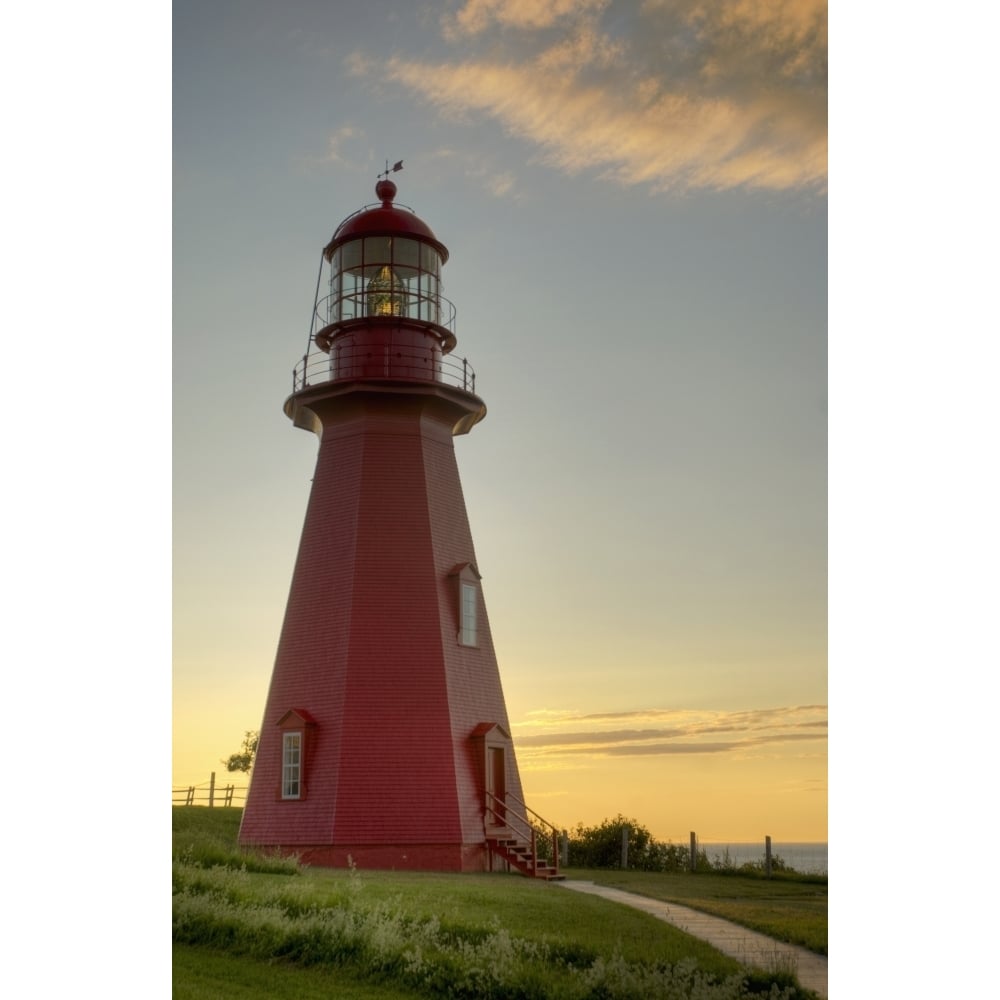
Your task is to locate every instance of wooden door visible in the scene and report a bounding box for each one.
[488,746,506,824]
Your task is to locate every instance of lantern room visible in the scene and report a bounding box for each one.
[323,180,449,332]
[303,179,464,387]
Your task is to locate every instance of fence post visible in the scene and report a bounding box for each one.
[690,831,697,872]
[621,826,629,869]
[209,771,216,808]
[765,835,772,878]
[186,786,195,806]
[560,829,569,868]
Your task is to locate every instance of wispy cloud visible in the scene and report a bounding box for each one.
[326,125,365,165]
[419,146,522,199]
[511,704,827,765]
[444,0,612,38]
[349,0,826,194]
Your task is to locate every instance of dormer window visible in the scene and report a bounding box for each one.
[282,732,302,799]
[449,562,482,648]
[461,582,478,646]
[276,709,316,801]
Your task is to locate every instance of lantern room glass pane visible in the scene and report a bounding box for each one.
[341,240,362,273]
[420,272,440,323]
[394,238,420,269]
[342,271,363,319]
[330,269,341,323]
[420,243,441,276]
[394,265,420,283]
[363,236,392,266]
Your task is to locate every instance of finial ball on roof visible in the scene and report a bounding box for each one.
[375,179,397,205]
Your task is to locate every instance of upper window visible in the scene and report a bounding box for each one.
[450,563,482,647]
[460,582,478,647]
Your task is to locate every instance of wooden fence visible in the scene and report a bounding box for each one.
[171,786,816,876]
[173,771,248,808]
[618,829,781,875]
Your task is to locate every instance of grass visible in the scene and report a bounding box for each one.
[563,869,827,956]
[172,942,429,1000]
[173,807,821,998]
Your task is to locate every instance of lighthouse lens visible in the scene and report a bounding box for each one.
[367,265,407,317]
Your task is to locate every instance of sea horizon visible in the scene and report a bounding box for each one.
[698,840,827,875]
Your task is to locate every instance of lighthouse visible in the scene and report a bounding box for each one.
[239,176,559,876]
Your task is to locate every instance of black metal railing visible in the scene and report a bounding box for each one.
[292,346,476,394]
[314,290,457,337]
[486,790,561,876]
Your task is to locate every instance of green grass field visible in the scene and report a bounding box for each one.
[564,869,827,956]
[173,808,824,999]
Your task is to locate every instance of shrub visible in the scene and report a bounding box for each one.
[567,817,814,877]
[568,814,654,869]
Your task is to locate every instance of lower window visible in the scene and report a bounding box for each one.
[282,731,302,799]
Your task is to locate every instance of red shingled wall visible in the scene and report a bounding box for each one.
[239,387,523,870]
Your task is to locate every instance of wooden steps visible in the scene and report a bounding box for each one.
[486,831,566,880]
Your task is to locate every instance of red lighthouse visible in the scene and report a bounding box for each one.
[239,177,559,876]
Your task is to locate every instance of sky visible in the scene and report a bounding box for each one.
[172,0,828,844]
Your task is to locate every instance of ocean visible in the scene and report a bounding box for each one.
[699,842,827,875]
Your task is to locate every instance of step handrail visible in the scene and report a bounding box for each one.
[485,790,561,876]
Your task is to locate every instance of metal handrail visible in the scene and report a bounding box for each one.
[314,290,457,337]
[485,790,560,876]
[291,347,476,394]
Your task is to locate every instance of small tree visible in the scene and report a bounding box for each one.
[223,730,259,774]
[566,815,695,872]
[568,814,655,869]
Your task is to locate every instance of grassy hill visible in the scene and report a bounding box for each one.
[173,807,823,999]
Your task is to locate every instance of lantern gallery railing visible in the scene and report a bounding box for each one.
[292,347,477,394]
[314,289,457,333]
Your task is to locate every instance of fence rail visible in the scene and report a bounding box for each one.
[169,780,826,875]
[173,772,247,808]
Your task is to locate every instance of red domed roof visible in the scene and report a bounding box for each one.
[323,180,449,262]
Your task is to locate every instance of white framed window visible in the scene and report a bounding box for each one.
[282,731,302,799]
[460,582,478,646]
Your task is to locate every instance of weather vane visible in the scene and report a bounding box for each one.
[378,159,404,181]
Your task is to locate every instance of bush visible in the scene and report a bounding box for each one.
[567,814,664,870]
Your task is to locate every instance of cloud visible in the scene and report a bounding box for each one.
[511,704,827,762]
[422,146,521,199]
[446,0,612,37]
[516,727,687,747]
[671,0,828,83]
[326,125,365,165]
[486,171,517,197]
[353,0,826,194]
